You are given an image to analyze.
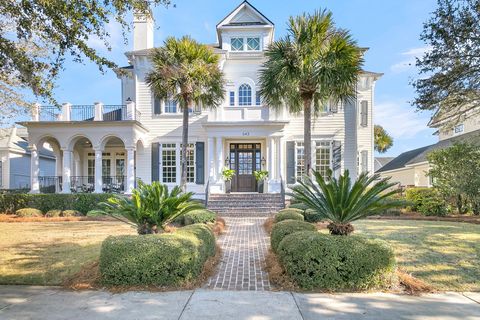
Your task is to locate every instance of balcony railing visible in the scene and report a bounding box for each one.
[39,176,62,193]
[70,176,125,193]
[32,102,140,122]
[102,175,125,193]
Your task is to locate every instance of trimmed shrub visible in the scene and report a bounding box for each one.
[277,231,396,290]
[45,209,62,217]
[275,210,305,223]
[61,210,82,217]
[15,208,43,217]
[182,209,216,226]
[303,209,324,223]
[270,220,316,252]
[405,188,447,216]
[0,193,114,214]
[99,223,215,286]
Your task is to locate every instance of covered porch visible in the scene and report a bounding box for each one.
[19,121,148,194]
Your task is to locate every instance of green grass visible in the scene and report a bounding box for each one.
[353,220,480,291]
[0,221,135,285]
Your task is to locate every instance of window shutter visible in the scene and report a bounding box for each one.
[195,142,205,184]
[151,143,160,182]
[154,97,162,115]
[332,141,342,171]
[286,141,296,184]
[361,101,368,127]
[361,150,368,173]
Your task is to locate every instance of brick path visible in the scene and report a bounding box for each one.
[205,216,272,291]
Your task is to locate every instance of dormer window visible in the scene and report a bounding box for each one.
[454,123,464,134]
[231,38,244,51]
[247,37,260,50]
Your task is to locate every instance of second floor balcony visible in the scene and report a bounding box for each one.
[32,102,141,122]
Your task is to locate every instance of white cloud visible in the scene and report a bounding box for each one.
[390,46,431,73]
[374,100,432,139]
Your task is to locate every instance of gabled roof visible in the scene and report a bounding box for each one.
[217,1,274,29]
[374,157,394,172]
[377,128,480,173]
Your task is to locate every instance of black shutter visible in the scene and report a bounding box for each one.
[195,142,205,184]
[151,143,160,182]
[154,97,162,115]
[286,141,296,184]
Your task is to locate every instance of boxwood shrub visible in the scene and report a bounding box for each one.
[303,209,324,223]
[274,209,305,223]
[182,209,217,226]
[45,209,62,217]
[0,193,114,214]
[270,220,316,252]
[288,202,308,212]
[15,208,43,217]
[405,188,447,216]
[277,231,396,290]
[99,223,216,286]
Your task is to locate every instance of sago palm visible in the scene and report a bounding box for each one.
[259,10,363,173]
[146,36,225,189]
[374,125,394,153]
[94,181,203,234]
[292,170,403,235]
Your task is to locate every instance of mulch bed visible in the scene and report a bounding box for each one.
[0,214,114,223]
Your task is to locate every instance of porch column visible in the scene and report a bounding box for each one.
[61,148,72,193]
[275,137,282,181]
[216,137,224,183]
[207,137,215,182]
[267,137,275,180]
[126,147,135,194]
[29,145,40,193]
[54,151,63,193]
[94,148,103,193]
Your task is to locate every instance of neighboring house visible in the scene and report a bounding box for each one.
[19,1,380,197]
[0,127,56,190]
[374,157,393,172]
[377,115,480,188]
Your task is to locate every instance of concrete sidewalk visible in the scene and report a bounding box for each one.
[0,286,479,320]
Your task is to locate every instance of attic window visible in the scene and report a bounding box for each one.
[247,37,260,50]
[454,124,464,134]
[231,38,244,51]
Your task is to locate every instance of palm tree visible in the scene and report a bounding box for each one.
[259,10,363,174]
[146,36,225,189]
[374,125,394,153]
[292,170,403,235]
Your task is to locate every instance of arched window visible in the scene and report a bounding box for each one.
[238,84,252,106]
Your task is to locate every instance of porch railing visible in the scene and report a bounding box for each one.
[39,176,62,193]
[32,102,140,122]
[70,176,95,193]
[102,175,125,193]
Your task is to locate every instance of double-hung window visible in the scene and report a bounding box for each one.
[295,142,305,181]
[165,100,177,113]
[161,144,177,183]
[180,144,195,183]
[315,141,331,177]
[229,91,235,106]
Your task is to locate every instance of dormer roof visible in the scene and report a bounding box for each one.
[216,1,274,46]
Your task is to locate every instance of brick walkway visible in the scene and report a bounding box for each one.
[205,216,272,291]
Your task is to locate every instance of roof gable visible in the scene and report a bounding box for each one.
[217,1,274,28]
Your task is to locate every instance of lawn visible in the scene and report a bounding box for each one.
[0,221,135,285]
[353,220,480,292]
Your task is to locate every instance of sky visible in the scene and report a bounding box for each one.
[25,0,439,157]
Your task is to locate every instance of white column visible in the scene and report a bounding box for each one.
[267,137,275,178]
[126,101,136,120]
[29,145,40,193]
[54,151,63,193]
[216,137,224,183]
[277,137,283,181]
[126,147,135,194]
[94,102,103,121]
[61,103,71,121]
[32,103,40,121]
[207,137,215,182]
[94,148,103,193]
[62,149,72,193]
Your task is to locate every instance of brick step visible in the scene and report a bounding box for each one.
[207,201,284,206]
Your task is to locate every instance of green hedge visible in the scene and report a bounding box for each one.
[303,209,324,223]
[99,223,216,286]
[405,187,447,216]
[0,193,114,214]
[288,202,308,211]
[275,209,305,223]
[277,231,396,290]
[182,209,217,226]
[270,220,316,252]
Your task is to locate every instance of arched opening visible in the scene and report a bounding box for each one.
[34,136,61,193]
[101,136,127,193]
[70,136,95,192]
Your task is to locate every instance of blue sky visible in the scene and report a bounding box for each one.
[29,0,438,157]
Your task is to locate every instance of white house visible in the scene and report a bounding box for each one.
[0,127,56,190]
[19,1,380,197]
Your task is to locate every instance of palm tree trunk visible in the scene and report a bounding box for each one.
[303,97,312,175]
[180,102,190,192]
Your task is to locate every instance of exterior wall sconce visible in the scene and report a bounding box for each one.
[261,156,266,168]
[225,157,230,166]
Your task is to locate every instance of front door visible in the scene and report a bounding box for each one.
[229,143,261,192]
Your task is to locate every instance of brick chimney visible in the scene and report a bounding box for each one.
[133,8,154,51]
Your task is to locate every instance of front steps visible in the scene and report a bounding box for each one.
[207,193,285,216]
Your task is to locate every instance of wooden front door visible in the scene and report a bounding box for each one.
[229,143,261,192]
